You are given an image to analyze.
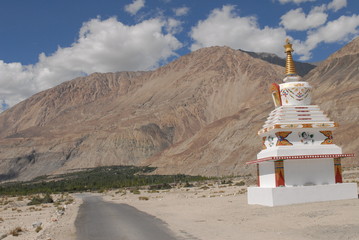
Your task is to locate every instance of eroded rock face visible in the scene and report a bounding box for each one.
[0,37,358,181]
[303,37,359,166]
[146,38,359,177]
[0,46,284,181]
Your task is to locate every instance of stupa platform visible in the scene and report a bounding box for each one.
[247,153,355,164]
[248,183,358,206]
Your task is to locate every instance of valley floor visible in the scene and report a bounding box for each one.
[0,194,81,240]
[103,183,359,240]
[1,178,359,240]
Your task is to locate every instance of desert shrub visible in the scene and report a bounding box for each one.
[57,206,65,211]
[148,190,159,193]
[10,227,23,236]
[221,180,233,184]
[130,189,141,194]
[35,226,42,233]
[139,196,149,201]
[235,181,246,186]
[148,183,172,190]
[184,181,194,188]
[28,194,54,206]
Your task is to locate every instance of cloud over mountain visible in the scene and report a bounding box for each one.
[280,6,328,31]
[190,5,287,57]
[0,17,181,110]
[294,14,359,60]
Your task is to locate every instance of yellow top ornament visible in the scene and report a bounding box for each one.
[284,39,297,76]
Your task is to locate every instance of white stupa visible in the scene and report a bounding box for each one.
[247,39,357,206]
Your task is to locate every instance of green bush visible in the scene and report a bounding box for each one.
[184,181,194,188]
[149,183,172,190]
[27,194,54,206]
[235,181,246,186]
[10,227,22,236]
[130,189,141,194]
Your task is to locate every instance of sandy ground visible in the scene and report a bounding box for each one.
[102,179,359,240]
[1,169,358,240]
[0,194,81,240]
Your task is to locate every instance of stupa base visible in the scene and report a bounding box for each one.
[247,183,358,206]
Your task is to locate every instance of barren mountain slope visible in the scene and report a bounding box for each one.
[304,37,359,165]
[0,46,284,181]
[146,37,359,176]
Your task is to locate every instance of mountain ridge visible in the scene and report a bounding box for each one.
[239,49,316,77]
[0,37,358,181]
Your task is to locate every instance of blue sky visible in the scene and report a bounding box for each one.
[0,0,358,110]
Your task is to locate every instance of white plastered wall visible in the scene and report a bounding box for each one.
[259,161,276,187]
[284,158,335,186]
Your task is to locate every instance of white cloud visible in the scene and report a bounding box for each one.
[0,61,36,108]
[327,0,347,12]
[190,5,287,57]
[280,6,327,30]
[0,17,182,109]
[124,0,145,15]
[165,18,183,34]
[174,7,189,16]
[294,14,359,60]
[278,0,315,4]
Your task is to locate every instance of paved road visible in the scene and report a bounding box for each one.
[75,194,178,240]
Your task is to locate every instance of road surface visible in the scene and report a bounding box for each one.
[75,194,178,240]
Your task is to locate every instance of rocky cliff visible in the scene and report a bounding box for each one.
[303,37,359,166]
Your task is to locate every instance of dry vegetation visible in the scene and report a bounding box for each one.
[0,193,77,239]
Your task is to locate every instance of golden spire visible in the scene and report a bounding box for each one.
[284,38,297,76]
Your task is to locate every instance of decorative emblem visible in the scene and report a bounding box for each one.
[282,124,298,128]
[275,160,285,187]
[262,136,267,149]
[275,131,293,146]
[298,132,314,144]
[281,87,311,101]
[267,135,275,147]
[320,131,333,144]
[270,83,282,107]
[334,158,342,183]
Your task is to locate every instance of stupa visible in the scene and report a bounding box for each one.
[247,39,357,206]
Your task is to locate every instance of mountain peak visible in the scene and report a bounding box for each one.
[239,49,316,77]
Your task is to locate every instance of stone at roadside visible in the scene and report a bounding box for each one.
[32,221,42,228]
[0,233,7,240]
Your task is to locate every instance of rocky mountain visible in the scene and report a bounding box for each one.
[149,37,359,176]
[303,37,359,166]
[240,50,316,77]
[0,47,284,181]
[0,37,358,181]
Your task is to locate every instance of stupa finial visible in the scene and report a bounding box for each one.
[284,38,297,76]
